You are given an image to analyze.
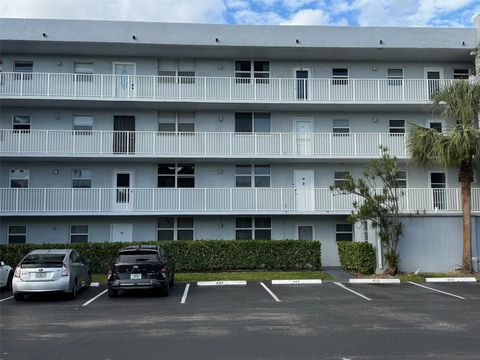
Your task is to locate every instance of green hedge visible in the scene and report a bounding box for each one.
[0,240,321,273]
[337,241,376,275]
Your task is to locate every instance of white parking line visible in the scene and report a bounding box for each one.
[272,279,323,285]
[181,283,190,304]
[260,282,281,302]
[408,281,466,299]
[82,289,108,307]
[0,296,14,303]
[334,282,372,301]
[197,280,247,286]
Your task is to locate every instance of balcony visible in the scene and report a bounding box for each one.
[0,72,456,104]
[0,130,407,159]
[1,188,477,216]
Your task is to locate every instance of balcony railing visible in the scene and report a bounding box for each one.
[0,72,457,103]
[0,130,407,158]
[1,188,477,214]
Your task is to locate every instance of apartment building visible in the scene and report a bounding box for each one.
[1,18,479,271]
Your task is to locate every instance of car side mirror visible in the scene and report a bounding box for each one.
[0,261,4,266]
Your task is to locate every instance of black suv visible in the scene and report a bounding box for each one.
[107,245,175,298]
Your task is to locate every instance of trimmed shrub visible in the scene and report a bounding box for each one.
[337,241,376,275]
[0,240,321,273]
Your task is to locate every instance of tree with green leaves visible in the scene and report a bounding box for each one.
[408,80,480,273]
[330,147,404,275]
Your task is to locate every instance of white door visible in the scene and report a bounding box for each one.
[424,67,443,100]
[111,224,133,243]
[295,118,313,155]
[113,170,133,211]
[294,68,310,100]
[298,225,314,240]
[294,169,314,211]
[113,62,136,97]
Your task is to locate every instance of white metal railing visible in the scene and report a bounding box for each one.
[0,188,477,214]
[0,130,407,158]
[0,72,457,103]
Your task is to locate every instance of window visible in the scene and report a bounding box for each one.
[158,164,195,187]
[14,61,33,79]
[8,225,26,244]
[332,68,348,85]
[428,121,442,133]
[73,115,93,133]
[334,171,350,187]
[157,217,194,240]
[389,120,405,134]
[70,225,89,243]
[10,169,29,188]
[234,112,270,133]
[235,217,271,240]
[387,68,403,86]
[158,112,195,132]
[72,169,92,188]
[74,62,94,81]
[453,69,469,80]
[336,223,353,241]
[12,115,31,131]
[235,164,271,187]
[332,119,350,135]
[158,59,195,84]
[396,171,407,188]
[235,60,270,84]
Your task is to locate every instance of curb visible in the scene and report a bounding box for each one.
[271,279,323,285]
[349,278,400,284]
[197,280,247,286]
[425,277,477,283]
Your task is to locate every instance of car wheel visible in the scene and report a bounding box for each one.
[107,288,117,298]
[67,279,78,300]
[169,274,175,288]
[6,271,14,290]
[13,293,24,301]
[84,273,92,289]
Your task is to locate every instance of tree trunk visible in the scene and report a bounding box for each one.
[460,176,472,273]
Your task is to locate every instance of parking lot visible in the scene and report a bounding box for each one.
[1,280,480,360]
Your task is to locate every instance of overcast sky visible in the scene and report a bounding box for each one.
[1,0,479,27]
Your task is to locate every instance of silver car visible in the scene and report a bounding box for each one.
[12,249,91,300]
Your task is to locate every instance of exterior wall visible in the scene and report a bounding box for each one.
[0,54,472,79]
[0,215,346,266]
[397,216,480,273]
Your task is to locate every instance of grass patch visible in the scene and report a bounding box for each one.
[91,271,332,284]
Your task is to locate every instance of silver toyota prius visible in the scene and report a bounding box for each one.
[12,249,91,300]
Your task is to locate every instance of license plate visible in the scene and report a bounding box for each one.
[35,272,46,279]
[130,273,142,280]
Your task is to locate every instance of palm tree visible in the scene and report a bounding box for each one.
[408,80,480,273]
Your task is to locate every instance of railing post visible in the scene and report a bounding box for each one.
[279,133,283,155]
[152,76,155,99]
[101,74,104,97]
[279,78,282,101]
[152,131,156,155]
[204,77,207,99]
[71,188,74,212]
[47,73,50,96]
[44,188,47,212]
[230,188,232,212]
[229,132,232,155]
[45,130,49,154]
[354,133,357,156]
[229,77,232,100]
[377,79,380,101]
[352,79,356,101]
[204,188,207,211]
[74,74,77,97]
[98,189,102,212]
[15,188,19,212]
[204,133,207,155]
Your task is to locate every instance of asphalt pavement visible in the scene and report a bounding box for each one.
[1,281,480,360]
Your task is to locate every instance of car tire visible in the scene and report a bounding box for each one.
[85,273,92,289]
[6,271,13,290]
[67,279,78,300]
[13,293,24,301]
[169,274,175,288]
[107,288,117,298]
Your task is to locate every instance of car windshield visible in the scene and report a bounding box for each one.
[116,251,159,263]
[21,254,65,268]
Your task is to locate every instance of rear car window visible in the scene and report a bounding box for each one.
[116,251,160,263]
[21,254,65,268]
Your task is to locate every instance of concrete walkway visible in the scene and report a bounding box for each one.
[323,267,354,282]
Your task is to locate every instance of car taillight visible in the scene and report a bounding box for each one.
[62,263,69,276]
[14,266,21,277]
